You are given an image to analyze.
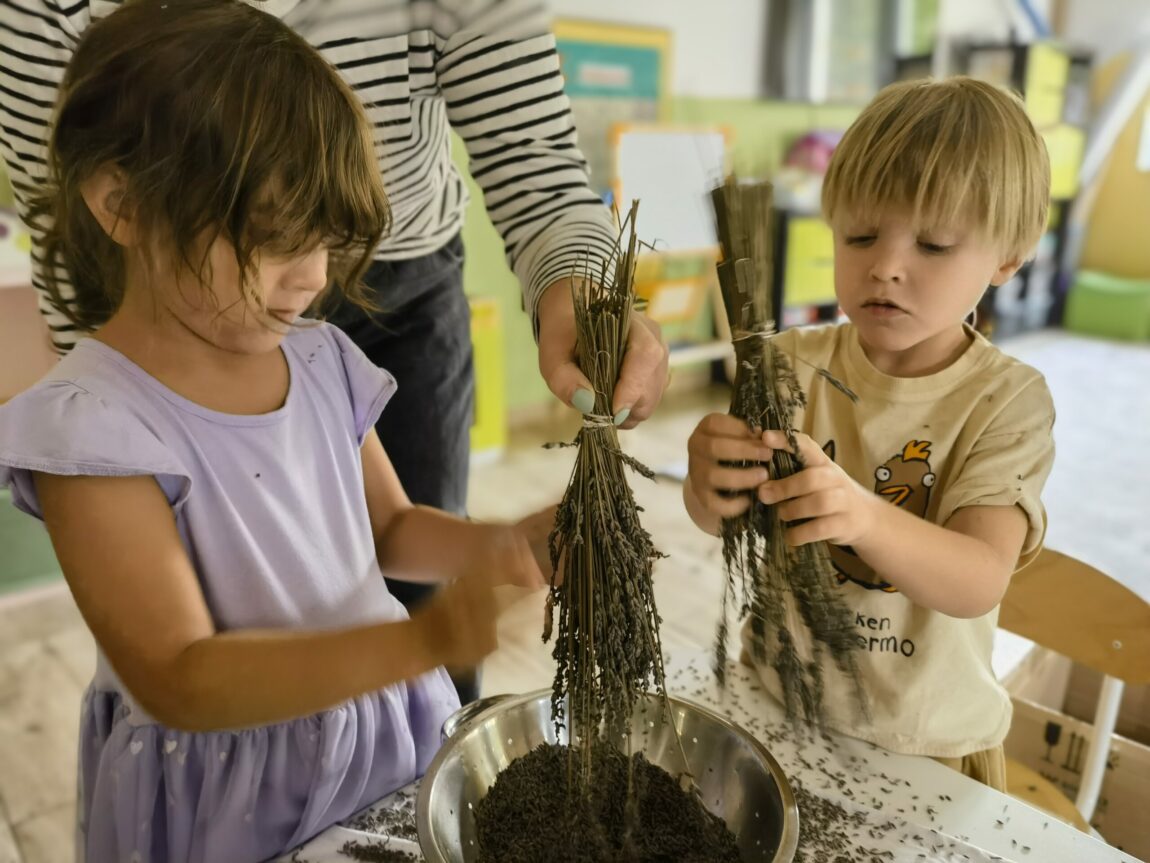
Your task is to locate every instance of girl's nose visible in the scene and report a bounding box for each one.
[291,246,329,295]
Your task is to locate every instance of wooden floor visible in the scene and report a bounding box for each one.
[0,385,732,863]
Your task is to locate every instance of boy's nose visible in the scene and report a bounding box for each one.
[868,250,905,283]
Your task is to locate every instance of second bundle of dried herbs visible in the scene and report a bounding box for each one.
[710,178,865,727]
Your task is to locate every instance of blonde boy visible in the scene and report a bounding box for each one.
[684,77,1055,789]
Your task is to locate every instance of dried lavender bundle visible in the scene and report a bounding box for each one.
[710,177,865,727]
[543,201,670,782]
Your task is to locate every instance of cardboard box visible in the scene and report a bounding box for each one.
[1000,636,1150,751]
[1063,665,1150,749]
[996,549,1150,855]
[1000,641,1074,708]
[999,638,1149,856]
[1005,697,1150,859]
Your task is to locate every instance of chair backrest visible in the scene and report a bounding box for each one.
[999,548,1150,685]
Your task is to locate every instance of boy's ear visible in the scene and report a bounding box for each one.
[79,164,137,247]
[990,255,1024,287]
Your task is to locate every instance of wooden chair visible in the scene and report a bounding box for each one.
[998,548,1150,830]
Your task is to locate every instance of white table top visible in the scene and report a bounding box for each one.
[286,649,1142,863]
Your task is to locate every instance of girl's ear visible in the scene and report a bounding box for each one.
[80,164,137,247]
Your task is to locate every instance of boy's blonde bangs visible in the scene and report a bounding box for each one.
[822,77,1050,260]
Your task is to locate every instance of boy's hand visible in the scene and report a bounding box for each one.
[758,430,879,547]
[686,413,775,519]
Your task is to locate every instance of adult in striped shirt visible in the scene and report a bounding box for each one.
[1,0,670,699]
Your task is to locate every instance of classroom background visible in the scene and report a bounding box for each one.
[1,1,1149,861]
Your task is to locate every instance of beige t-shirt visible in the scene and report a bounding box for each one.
[741,322,1055,757]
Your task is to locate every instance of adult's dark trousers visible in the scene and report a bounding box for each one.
[329,234,480,705]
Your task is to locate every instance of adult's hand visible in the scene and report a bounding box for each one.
[536,278,669,429]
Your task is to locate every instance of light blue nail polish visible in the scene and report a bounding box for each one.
[572,388,595,414]
[613,407,632,426]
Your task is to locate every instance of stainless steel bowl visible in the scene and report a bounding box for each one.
[417,689,799,862]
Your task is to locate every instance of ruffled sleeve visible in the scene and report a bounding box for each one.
[0,380,192,519]
[324,324,397,445]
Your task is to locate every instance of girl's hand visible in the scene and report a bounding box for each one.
[758,430,879,547]
[412,519,549,672]
[410,569,500,671]
[686,413,775,519]
[471,522,548,590]
[515,504,558,584]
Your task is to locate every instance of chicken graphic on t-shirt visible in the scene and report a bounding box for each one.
[825,439,936,591]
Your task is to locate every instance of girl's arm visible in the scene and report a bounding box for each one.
[360,430,548,587]
[35,471,497,733]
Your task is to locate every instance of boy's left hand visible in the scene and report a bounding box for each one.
[757,430,879,547]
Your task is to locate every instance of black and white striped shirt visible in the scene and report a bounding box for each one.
[0,0,618,351]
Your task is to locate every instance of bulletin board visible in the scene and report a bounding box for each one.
[553,19,672,198]
[607,125,729,325]
[610,125,728,255]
